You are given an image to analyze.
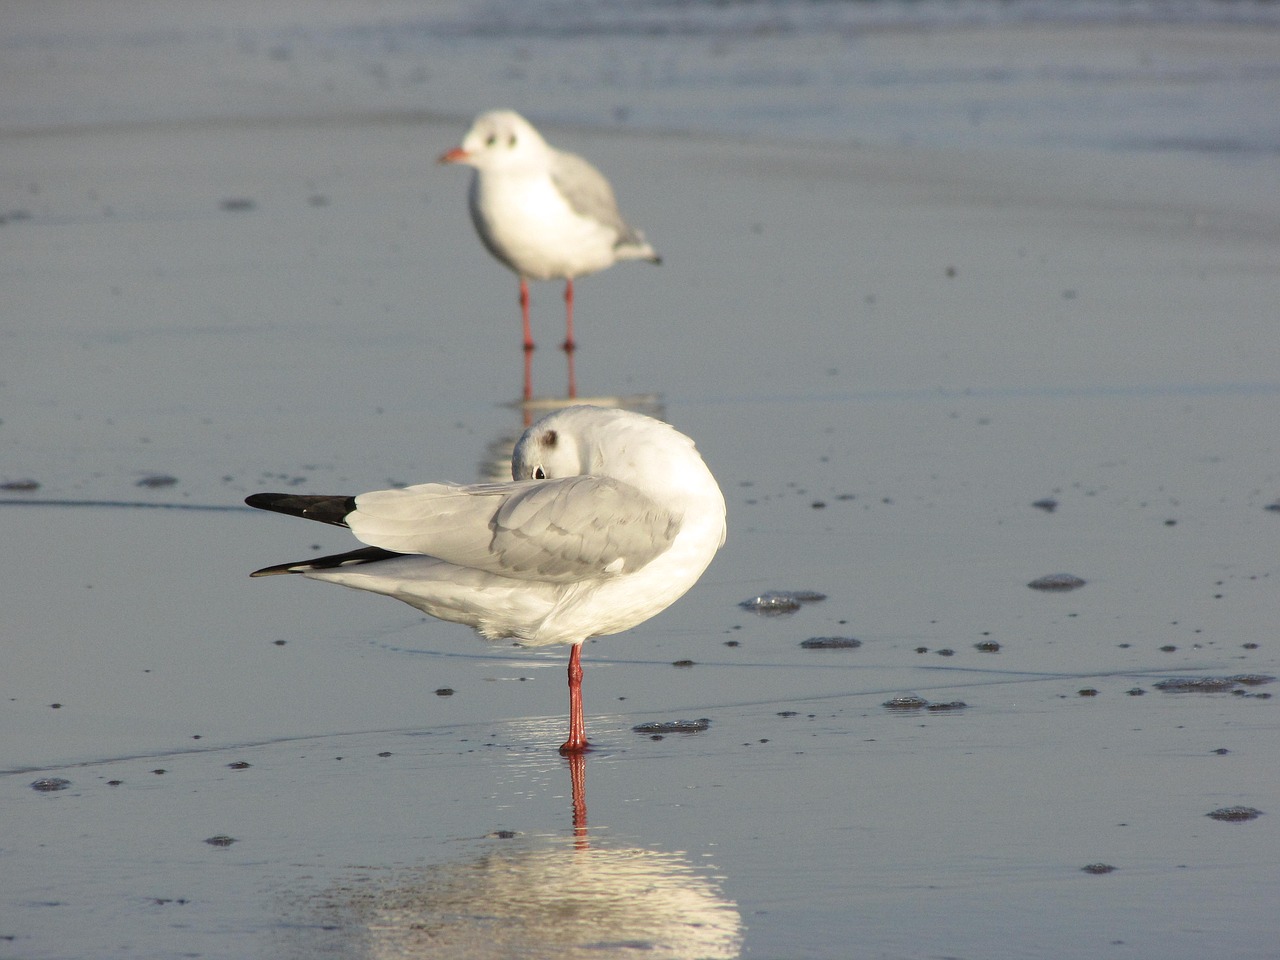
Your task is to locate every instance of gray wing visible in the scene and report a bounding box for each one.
[346,476,680,582]
[550,149,631,236]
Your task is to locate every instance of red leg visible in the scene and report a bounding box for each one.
[519,278,534,402]
[563,278,577,399]
[558,643,590,755]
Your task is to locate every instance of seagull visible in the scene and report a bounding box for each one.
[439,110,661,400]
[245,405,725,754]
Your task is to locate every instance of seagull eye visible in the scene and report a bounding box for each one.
[534,467,546,480]
[508,135,517,148]
[485,134,497,147]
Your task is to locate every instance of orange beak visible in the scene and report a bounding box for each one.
[438,147,468,164]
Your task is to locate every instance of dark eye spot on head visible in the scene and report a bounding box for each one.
[540,429,558,448]
[485,134,497,147]
[508,134,517,147]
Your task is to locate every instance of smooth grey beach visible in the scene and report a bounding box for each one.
[3,3,1279,957]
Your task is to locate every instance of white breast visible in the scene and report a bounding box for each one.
[469,171,620,281]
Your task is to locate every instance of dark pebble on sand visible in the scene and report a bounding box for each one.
[672,659,695,668]
[633,718,711,735]
[1027,573,1086,591]
[800,636,861,649]
[925,701,967,711]
[435,688,454,696]
[1078,688,1099,697]
[0,479,40,491]
[204,835,237,847]
[975,640,1001,652]
[883,695,929,711]
[1154,675,1275,694]
[227,761,251,770]
[739,590,826,615]
[1032,499,1058,513]
[136,474,178,488]
[1081,863,1116,875]
[219,198,256,211]
[31,778,71,792]
[1206,806,1263,822]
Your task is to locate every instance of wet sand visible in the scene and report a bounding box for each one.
[3,6,1280,958]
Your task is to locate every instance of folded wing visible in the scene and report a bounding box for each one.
[347,476,680,582]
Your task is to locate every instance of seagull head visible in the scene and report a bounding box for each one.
[438,110,550,172]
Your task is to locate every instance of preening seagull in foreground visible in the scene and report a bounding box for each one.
[245,405,726,754]
[439,110,661,399]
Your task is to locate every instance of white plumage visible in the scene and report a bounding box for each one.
[439,110,661,399]
[440,110,659,282]
[246,406,725,752]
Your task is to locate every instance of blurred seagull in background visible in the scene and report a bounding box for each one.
[439,110,661,400]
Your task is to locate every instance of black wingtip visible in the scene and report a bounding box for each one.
[244,492,356,527]
[248,545,403,579]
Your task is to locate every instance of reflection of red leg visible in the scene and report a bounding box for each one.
[558,643,590,755]
[563,278,577,399]
[519,278,534,402]
[567,751,588,846]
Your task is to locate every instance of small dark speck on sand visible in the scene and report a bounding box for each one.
[227,761,251,770]
[1206,806,1263,822]
[672,659,695,668]
[1082,863,1116,874]
[800,636,861,649]
[633,718,711,735]
[1028,573,1086,591]
[490,830,518,839]
[136,474,178,488]
[1212,748,1230,755]
[926,701,967,711]
[975,640,1001,652]
[1032,499,1058,513]
[1155,675,1274,694]
[204,835,237,847]
[435,688,454,696]
[0,479,40,491]
[883,695,929,711]
[1078,688,1099,697]
[739,590,826,615]
[31,778,71,792]
[219,198,256,211]
[1126,687,1146,696]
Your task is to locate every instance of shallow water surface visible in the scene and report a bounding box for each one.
[3,5,1280,958]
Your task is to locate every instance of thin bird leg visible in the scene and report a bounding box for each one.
[519,277,534,401]
[563,277,577,398]
[559,643,590,755]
